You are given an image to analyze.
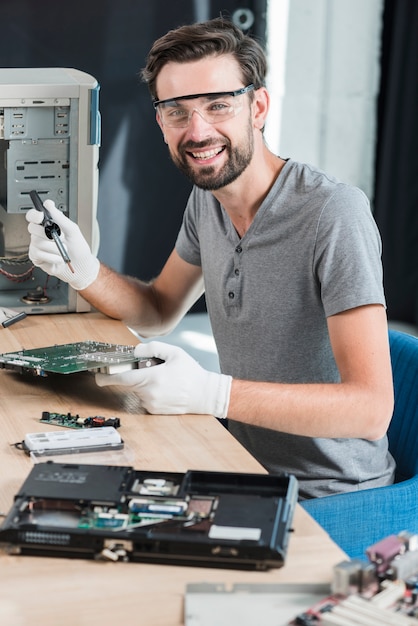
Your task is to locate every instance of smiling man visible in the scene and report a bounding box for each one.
[26,17,396,499]
[154,57,257,191]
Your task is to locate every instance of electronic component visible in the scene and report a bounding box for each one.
[40,411,121,429]
[291,581,418,625]
[332,559,378,597]
[388,549,418,581]
[0,306,26,327]
[23,426,123,456]
[0,67,100,314]
[367,534,407,575]
[128,498,189,517]
[131,476,180,497]
[0,340,163,376]
[291,531,418,625]
[0,463,298,570]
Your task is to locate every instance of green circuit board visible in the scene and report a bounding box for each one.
[0,341,159,376]
[40,411,121,429]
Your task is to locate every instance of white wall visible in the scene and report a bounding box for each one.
[265,0,384,200]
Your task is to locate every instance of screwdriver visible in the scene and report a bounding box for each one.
[29,190,74,273]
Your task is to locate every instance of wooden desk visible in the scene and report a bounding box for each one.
[0,313,346,626]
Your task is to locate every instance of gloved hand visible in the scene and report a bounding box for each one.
[95,341,232,418]
[26,200,100,290]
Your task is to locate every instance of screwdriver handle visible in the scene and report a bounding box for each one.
[29,190,61,239]
[29,190,74,273]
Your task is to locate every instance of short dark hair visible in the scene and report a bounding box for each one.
[141,17,267,100]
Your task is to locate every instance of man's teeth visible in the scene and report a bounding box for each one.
[191,147,222,159]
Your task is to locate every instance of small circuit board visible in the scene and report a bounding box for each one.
[0,340,162,376]
[40,411,121,429]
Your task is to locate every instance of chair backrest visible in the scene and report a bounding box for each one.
[388,329,418,480]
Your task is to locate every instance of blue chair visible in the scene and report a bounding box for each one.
[301,329,418,560]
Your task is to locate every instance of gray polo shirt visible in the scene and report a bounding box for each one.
[175,159,395,498]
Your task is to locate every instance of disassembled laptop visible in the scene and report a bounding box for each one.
[0,462,298,571]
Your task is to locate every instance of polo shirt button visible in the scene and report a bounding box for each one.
[234,268,240,276]
[228,291,235,299]
[235,245,242,253]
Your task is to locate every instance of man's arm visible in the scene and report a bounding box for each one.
[81,250,204,336]
[96,302,394,443]
[227,303,393,441]
[26,201,204,337]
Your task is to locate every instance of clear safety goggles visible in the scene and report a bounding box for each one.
[153,84,255,128]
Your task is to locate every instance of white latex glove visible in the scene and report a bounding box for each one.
[26,200,100,290]
[95,341,232,418]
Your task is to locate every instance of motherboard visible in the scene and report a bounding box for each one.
[0,340,162,376]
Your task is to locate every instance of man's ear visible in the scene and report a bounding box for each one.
[156,112,168,143]
[252,87,270,131]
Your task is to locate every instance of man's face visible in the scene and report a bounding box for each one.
[155,55,255,191]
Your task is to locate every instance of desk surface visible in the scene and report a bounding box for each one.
[0,313,346,626]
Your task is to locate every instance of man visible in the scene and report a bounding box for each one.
[26,18,395,499]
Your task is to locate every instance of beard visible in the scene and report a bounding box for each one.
[169,120,254,191]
